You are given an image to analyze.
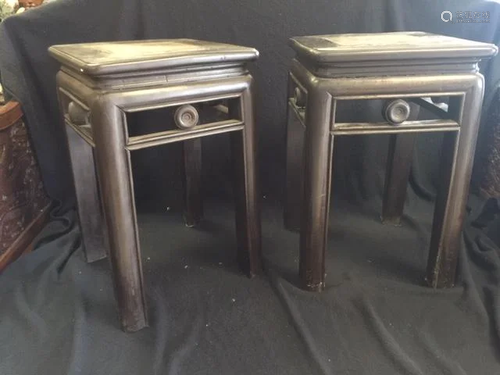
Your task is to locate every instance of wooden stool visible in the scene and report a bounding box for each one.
[50,40,262,332]
[283,32,497,291]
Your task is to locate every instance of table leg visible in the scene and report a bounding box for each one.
[299,90,334,292]
[182,138,203,227]
[284,82,305,232]
[230,80,263,277]
[427,78,484,288]
[381,133,417,225]
[92,101,148,332]
[66,126,108,263]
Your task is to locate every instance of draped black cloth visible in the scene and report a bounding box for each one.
[1,0,500,374]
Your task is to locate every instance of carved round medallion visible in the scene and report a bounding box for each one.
[174,105,199,130]
[383,99,411,125]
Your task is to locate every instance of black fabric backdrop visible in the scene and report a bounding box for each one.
[2,0,500,374]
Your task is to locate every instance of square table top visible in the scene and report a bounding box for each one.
[290,32,498,64]
[49,39,258,77]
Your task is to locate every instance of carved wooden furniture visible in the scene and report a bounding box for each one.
[50,39,262,332]
[284,32,497,291]
[0,100,51,272]
[478,89,500,198]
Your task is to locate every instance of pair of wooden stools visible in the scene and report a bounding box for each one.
[49,32,498,331]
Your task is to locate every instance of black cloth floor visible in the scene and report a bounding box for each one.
[1,191,500,374]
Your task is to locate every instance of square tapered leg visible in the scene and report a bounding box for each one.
[91,102,148,332]
[381,133,417,226]
[299,89,334,292]
[66,124,108,263]
[230,83,263,277]
[427,83,484,288]
[284,76,306,232]
[182,138,204,227]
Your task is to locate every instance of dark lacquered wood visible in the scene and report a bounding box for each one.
[381,133,417,226]
[50,40,258,77]
[288,32,496,292]
[427,83,484,288]
[290,32,497,78]
[381,102,421,226]
[182,138,203,227]
[299,90,334,291]
[91,102,148,332]
[65,125,108,263]
[284,76,305,232]
[290,32,497,63]
[52,39,261,332]
[230,81,263,277]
